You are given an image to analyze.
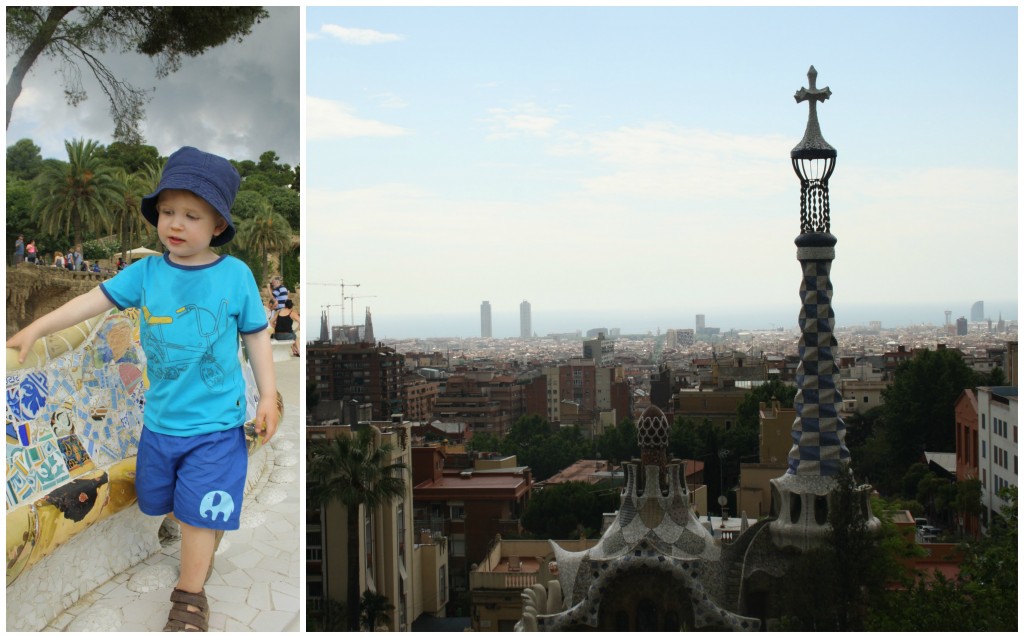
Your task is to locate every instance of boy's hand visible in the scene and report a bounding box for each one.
[254,395,280,443]
[6,326,41,365]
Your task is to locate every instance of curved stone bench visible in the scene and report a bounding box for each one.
[5,309,277,632]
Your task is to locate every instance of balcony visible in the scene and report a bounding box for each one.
[469,570,539,591]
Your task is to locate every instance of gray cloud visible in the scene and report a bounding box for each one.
[6,6,299,166]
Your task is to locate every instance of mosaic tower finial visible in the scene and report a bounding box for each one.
[787,66,849,477]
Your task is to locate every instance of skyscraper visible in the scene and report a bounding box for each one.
[480,301,492,338]
[696,314,705,332]
[520,300,531,338]
[971,300,985,322]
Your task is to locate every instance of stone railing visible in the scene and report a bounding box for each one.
[469,570,539,591]
[5,308,274,632]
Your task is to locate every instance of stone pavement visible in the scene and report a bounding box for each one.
[43,355,302,632]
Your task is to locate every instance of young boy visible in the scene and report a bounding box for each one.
[7,146,278,632]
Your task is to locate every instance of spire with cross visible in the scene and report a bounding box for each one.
[792,66,835,159]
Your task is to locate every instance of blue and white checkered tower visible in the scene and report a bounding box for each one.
[770,67,876,550]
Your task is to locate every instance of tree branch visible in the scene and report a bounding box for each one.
[6,6,76,128]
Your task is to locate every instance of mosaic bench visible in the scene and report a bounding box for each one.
[5,309,274,631]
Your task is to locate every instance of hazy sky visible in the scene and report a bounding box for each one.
[6,6,300,166]
[305,6,1017,339]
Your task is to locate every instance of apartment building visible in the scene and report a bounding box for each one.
[412,447,533,611]
[976,386,1018,532]
[306,422,449,630]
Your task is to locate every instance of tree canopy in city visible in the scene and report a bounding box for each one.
[522,481,619,539]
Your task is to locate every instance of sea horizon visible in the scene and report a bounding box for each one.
[348,300,1020,341]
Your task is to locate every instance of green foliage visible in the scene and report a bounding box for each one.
[980,366,1006,386]
[262,186,300,229]
[281,247,299,293]
[735,379,796,431]
[307,428,407,511]
[595,419,639,465]
[359,589,394,631]
[467,415,590,482]
[307,597,347,632]
[307,428,407,631]
[867,487,1017,631]
[81,237,119,261]
[234,201,293,284]
[10,138,300,272]
[522,481,619,539]
[883,349,977,455]
[99,142,160,174]
[32,139,121,247]
[668,415,754,512]
[7,139,43,180]
[776,466,897,630]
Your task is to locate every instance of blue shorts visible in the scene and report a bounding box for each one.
[136,426,248,530]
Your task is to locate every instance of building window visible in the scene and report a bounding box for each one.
[450,503,465,520]
[307,579,324,612]
[451,533,466,557]
[397,502,406,562]
[982,440,986,458]
[863,396,869,403]
[365,512,375,585]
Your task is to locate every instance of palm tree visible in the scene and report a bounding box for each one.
[110,165,154,265]
[31,138,120,248]
[307,427,407,631]
[359,589,395,631]
[234,199,291,282]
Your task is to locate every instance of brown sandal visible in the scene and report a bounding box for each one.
[205,529,225,584]
[163,588,209,632]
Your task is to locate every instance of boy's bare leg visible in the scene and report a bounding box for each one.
[178,520,216,593]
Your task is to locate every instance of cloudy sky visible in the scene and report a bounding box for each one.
[307,6,1017,339]
[6,6,300,166]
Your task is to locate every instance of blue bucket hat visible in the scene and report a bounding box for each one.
[140,146,241,247]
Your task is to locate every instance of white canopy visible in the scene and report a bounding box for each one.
[126,246,162,258]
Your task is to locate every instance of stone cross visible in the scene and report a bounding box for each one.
[793,66,832,154]
[794,65,831,110]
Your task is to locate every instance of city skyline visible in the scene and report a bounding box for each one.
[5,7,300,165]
[305,6,1017,341]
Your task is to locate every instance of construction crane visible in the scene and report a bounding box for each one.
[344,295,378,325]
[309,280,360,326]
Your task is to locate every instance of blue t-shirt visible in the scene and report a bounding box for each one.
[100,254,267,437]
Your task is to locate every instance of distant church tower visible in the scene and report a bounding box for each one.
[770,67,878,550]
[363,307,375,344]
[319,310,329,343]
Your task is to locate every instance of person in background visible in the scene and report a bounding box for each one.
[267,276,288,310]
[271,299,300,357]
[14,234,25,265]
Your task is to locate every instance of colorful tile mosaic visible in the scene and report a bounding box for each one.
[6,308,266,588]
